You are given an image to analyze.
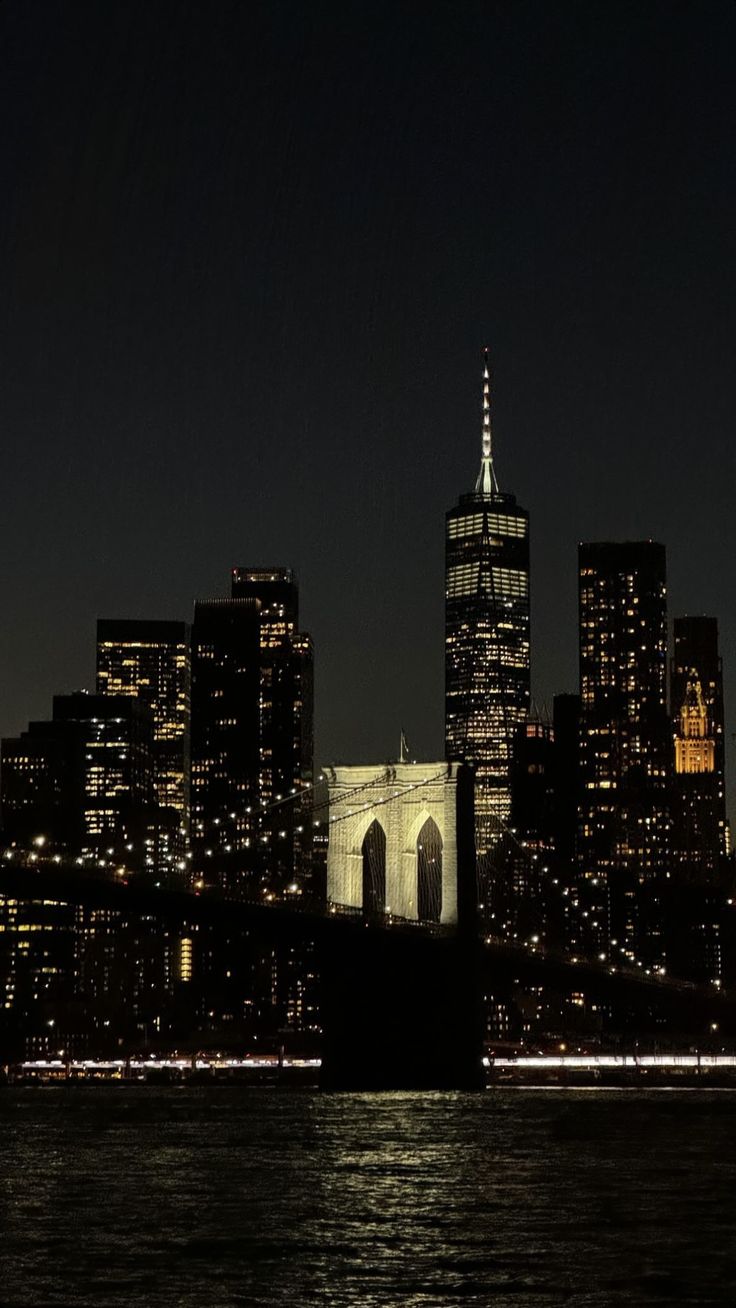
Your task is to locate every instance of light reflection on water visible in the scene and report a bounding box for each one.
[0,1087,735,1306]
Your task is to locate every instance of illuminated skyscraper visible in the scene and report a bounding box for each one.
[445,350,530,848]
[670,616,729,880]
[230,568,314,822]
[577,542,670,965]
[191,569,313,892]
[1,694,154,863]
[96,619,191,876]
[506,718,555,944]
[190,597,262,874]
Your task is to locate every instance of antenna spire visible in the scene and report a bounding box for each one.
[475,346,499,495]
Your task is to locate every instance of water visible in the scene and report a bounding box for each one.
[0,1087,734,1306]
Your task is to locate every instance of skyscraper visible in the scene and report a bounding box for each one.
[96,619,191,878]
[190,596,262,876]
[507,718,555,945]
[577,542,670,966]
[551,692,581,872]
[190,569,313,893]
[670,615,729,880]
[445,350,530,849]
[230,568,314,823]
[1,693,154,865]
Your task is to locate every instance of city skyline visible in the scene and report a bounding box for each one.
[2,365,731,817]
[1,4,735,804]
[3,10,735,1303]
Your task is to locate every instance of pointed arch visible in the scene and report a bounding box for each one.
[417,816,442,923]
[362,819,386,916]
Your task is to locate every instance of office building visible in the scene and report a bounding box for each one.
[97,619,191,877]
[0,893,80,1060]
[230,568,314,826]
[1,694,154,866]
[577,542,671,967]
[191,569,313,892]
[445,351,530,850]
[0,721,82,851]
[507,719,555,945]
[671,616,729,881]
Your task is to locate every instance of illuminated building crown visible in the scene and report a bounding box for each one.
[474,347,500,496]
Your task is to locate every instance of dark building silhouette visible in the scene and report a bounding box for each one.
[1,721,82,850]
[1,693,154,866]
[670,616,729,881]
[507,718,555,945]
[96,619,191,879]
[0,894,80,1060]
[190,596,261,877]
[552,693,581,871]
[577,542,670,969]
[661,884,725,989]
[542,692,583,957]
[230,568,314,826]
[507,707,583,958]
[230,567,299,617]
[0,695,156,1056]
[190,569,313,893]
[0,889,322,1062]
[445,351,530,851]
[511,719,555,848]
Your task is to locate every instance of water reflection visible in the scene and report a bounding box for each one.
[0,1088,734,1306]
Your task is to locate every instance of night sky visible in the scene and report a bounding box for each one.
[2,2,736,807]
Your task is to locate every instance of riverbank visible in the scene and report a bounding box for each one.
[5,1050,736,1089]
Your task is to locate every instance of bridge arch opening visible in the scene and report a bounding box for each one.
[362,820,386,916]
[417,817,442,922]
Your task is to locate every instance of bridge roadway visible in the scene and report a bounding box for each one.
[1,857,734,1085]
[0,857,731,1009]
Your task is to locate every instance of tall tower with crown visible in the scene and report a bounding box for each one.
[671,616,730,880]
[444,349,530,850]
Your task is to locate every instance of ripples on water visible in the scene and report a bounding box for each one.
[0,1087,734,1306]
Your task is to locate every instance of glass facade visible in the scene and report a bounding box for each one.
[191,570,313,893]
[445,478,530,848]
[96,620,191,878]
[1,695,154,869]
[577,542,670,966]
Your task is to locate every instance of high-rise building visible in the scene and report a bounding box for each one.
[96,619,191,877]
[190,569,314,893]
[670,615,729,880]
[0,893,80,1060]
[445,351,530,850]
[1,695,155,1057]
[510,720,556,849]
[190,597,261,875]
[577,542,670,967]
[1,693,154,866]
[230,568,314,823]
[54,694,154,861]
[507,719,555,944]
[549,692,582,956]
[0,720,83,850]
[551,693,581,871]
[500,699,583,959]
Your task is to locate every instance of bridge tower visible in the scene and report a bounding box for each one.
[320,762,484,1089]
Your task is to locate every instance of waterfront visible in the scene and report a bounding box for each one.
[1,1088,734,1306]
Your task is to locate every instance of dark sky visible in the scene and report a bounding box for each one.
[2,2,736,805]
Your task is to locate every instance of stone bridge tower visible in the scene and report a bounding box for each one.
[325,762,466,924]
[320,762,483,1089]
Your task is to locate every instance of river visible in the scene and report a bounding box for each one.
[1,1087,734,1305]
